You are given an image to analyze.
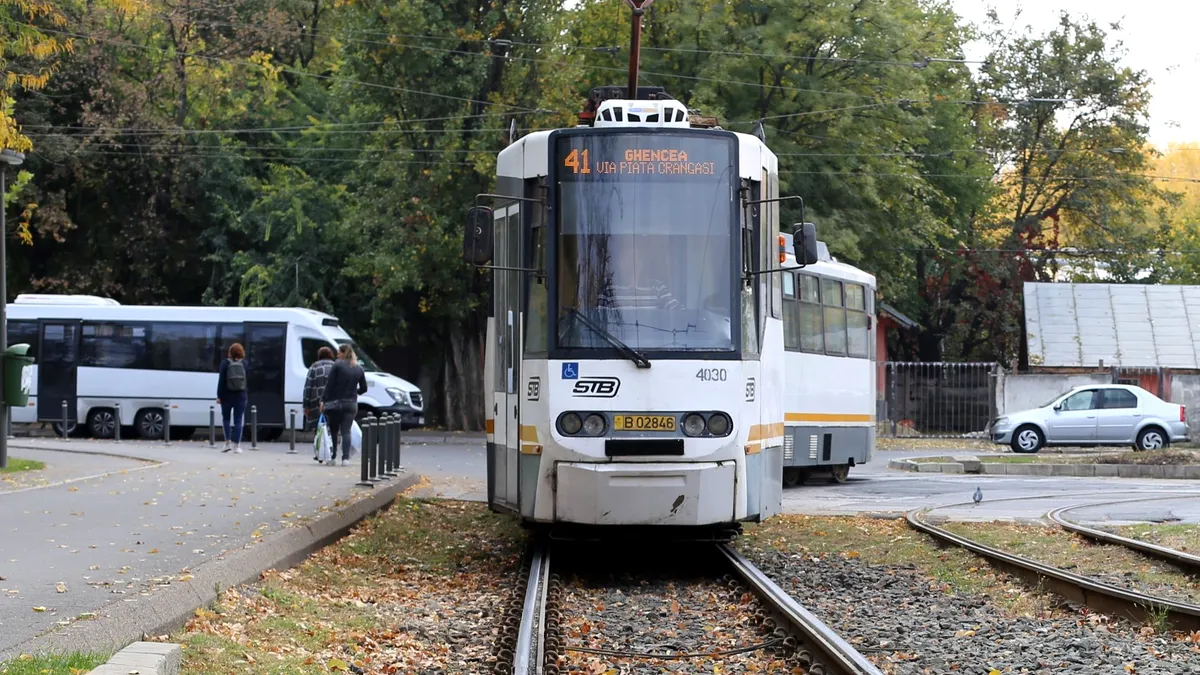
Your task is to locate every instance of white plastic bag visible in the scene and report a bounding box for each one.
[314,414,333,463]
[350,420,362,457]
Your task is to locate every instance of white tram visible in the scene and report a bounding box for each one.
[463,83,828,531]
[778,240,877,486]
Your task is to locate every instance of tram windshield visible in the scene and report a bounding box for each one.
[555,132,737,353]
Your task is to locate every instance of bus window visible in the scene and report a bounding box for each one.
[151,323,218,372]
[6,320,39,360]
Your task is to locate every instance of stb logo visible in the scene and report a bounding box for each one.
[572,377,620,398]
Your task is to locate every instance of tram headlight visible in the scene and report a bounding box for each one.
[682,413,707,437]
[708,412,731,436]
[558,412,583,435]
[582,414,607,436]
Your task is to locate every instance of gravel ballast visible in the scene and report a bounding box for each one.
[745,547,1200,674]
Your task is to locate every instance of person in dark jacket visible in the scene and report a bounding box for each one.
[321,343,367,466]
[216,343,249,454]
[303,346,336,428]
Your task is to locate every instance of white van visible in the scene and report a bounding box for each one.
[5,294,424,439]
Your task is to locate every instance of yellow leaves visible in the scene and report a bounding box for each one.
[327,657,349,671]
[954,629,976,637]
[989,670,1002,675]
[32,606,46,612]
[55,582,67,593]
[1124,663,1136,673]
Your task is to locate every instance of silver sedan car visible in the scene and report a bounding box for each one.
[991,384,1189,453]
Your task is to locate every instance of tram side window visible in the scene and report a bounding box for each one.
[846,283,869,358]
[81,323,150,369]
[525,208,549,354]
[151,323,218,372]
[6,320,39,360]
[798,274,824,353]
[822,278,847,356]
[782,272,800,350]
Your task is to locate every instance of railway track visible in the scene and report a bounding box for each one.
[907,493,1200,632]
[492,540,883,675]
[1047,495,1200,573]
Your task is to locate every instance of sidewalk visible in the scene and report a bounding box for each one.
[0,438,419,661]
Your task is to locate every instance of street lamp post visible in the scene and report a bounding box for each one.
[0,148,25,469]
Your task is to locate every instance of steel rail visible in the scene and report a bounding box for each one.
[513,542,548,675]
[907,505,1200,631]
[717,543,884,675]
[1048,495,1200,572]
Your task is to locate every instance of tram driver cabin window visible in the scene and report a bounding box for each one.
[783,273,870,359]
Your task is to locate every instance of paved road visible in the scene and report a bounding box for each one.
[369,441,1200,526]
[0,436,452,658]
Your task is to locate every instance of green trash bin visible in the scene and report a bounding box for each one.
[3,343,34,407]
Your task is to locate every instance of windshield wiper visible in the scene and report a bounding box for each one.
[563,308,652,369]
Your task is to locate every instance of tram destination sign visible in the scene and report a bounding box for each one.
[556,134,733,181]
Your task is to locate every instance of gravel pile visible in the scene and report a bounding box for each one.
[746,548,1200,674]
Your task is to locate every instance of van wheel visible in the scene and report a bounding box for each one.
[51,421,80,438]
[135,409,166,439]
[1011,425,1044,454]
[88,409,118,439]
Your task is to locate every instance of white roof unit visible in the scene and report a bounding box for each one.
[593,98,690,128]
[13,293,120,306]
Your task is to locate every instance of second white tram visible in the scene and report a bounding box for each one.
[464,87,831,532]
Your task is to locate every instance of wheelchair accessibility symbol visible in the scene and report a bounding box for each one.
[561,362,579,380]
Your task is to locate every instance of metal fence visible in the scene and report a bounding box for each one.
[877,362,1000,438]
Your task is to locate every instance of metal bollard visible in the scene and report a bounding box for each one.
[209,406,216,446]
[379,414,390,477]
[288,409,297,454]
[113,403,121,443]
[61,400,69,440]
[395,414,403,472]
[250,405,258,449]
[370,416,383,482]
[357,417,375,487]
[162,404,171,444]
[384,415,398,477]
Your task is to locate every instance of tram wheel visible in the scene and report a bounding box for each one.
[829,464,850,483]
[782,468,805,488]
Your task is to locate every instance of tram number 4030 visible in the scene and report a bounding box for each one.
[695,368,727,382]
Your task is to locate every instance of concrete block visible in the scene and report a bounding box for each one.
[119,642,181,674]
[1148,465,1167,479]
[918,463,941,473]
[1164,465,1188,479]
[1185,465,1200,479]
[888,460,918,472]
[1048,464,1073,476]
[105,652,171,675]
[981,463,1007,475]
[941,463,965,474]
[1074,464,1096,478]
[953,456,982,473]
[1118,465,1140,478]
[1095,464,1119,477]
[1028,464,1053,476]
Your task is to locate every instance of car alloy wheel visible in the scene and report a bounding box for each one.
[1138,429,1165,451]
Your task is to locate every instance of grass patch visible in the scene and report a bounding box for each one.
[1094,450,1200,465]
[740,515,1058,618]
[941,521,1200,604]
[0,458,44,474]
[175,497,528,675]
[0,651,110,675]
[1114,523,1200,554]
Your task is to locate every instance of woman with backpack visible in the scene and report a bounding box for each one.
[320,343,367,466]
[216,343,249,453]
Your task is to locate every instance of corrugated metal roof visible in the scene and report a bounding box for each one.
[1024,282,1200,368]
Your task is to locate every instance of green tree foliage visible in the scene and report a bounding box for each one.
[7,0,1186,427]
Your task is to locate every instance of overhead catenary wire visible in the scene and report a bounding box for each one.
[36,26,544,114]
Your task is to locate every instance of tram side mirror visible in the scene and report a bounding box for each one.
[463,206,494,265]
[793,222,819,265]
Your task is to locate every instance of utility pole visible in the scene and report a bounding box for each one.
[0,149,26,469]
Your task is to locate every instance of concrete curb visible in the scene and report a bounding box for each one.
[1,472,420,664]
[888,457,1200,479]
[87,641,180,675]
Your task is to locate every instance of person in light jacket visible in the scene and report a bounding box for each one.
[216,343,249,454]
[320,344,367,466]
